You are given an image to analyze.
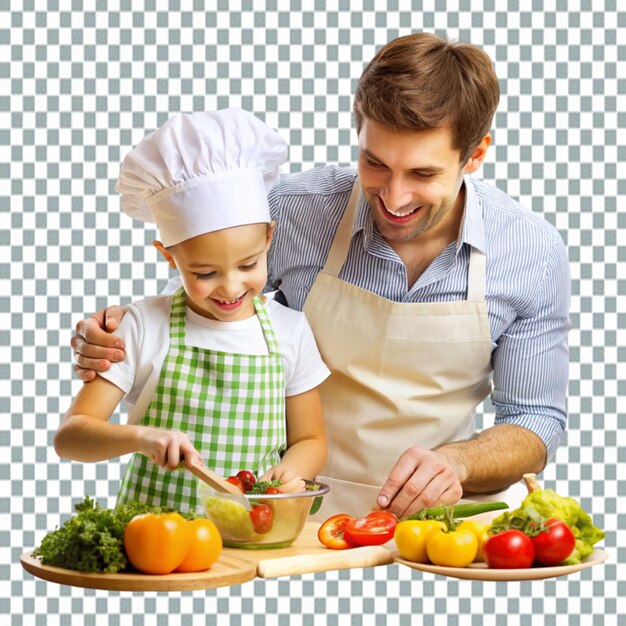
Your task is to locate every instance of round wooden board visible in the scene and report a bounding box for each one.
[20,551,257,592]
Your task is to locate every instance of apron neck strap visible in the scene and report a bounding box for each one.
[320,177,487,303]
[169,287,280,354]
[320,177,362,278]
[466,247,487,302]
[252,295,281,355]
[169,286,188,344]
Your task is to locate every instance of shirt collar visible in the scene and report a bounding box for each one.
[351,174,486,253]
[457,175,486,254]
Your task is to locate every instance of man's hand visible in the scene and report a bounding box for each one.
[376,446,465,518]
[71,306,128,381]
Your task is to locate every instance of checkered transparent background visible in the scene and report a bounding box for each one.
[1,1,625,624]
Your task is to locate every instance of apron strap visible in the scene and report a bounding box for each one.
[169,287,281,355]
[319,176,487,303]
[253,296,281,355]
[168,286,188,345]
[320,177,361,278]
[466,247,487,302]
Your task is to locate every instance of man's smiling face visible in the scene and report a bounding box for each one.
[357,119,482,246]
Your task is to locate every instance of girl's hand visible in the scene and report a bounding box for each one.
[259,465,306,493]
[137,427,203,471]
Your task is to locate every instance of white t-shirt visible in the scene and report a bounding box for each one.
[99,293,330,425]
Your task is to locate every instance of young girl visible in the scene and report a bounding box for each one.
[54,109,329,513]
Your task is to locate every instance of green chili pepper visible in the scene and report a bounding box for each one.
[402,501,509,522]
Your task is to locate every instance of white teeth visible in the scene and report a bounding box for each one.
[387,206,419,217]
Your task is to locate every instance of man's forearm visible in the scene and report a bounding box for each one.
[434,424,546,495]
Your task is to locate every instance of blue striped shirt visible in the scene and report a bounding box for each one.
[266,166,570,461]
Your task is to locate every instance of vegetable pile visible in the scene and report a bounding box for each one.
[32,496,223,574]
[488,473,604,566]
[390,474,605,570]
[222,470,285,534]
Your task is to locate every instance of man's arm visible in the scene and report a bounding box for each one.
[377,424,545,517]
[435,424,546,493]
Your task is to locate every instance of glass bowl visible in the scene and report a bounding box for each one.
[198,479,330,549]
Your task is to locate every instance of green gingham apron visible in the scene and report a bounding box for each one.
[116,287,287,513]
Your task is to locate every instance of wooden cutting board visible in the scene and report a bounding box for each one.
[20,522,394,589]
[20,551,257,592]
[224,521,394,578]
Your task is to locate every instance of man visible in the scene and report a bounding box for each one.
[72,33,570,518]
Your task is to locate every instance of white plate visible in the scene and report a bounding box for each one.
[395,548,607,581]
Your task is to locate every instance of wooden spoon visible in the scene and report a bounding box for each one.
[187,461,245,495]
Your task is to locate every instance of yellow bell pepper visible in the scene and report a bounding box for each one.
[394,520,446,563]
[456,519,490,562]
[425,526,478,568]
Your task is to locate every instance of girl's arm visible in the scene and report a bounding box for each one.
[260,387,327,491]
[54,376,203,470]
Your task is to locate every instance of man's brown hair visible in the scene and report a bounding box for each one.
[353,32,500,163]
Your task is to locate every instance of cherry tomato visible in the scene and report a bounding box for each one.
[124,513,191,575]
[249,504,273,534]
[531,518,576,565]
[318,513,355,550]
[343,511,398,546]
[236,470,256,492]
[264,486,282,495]
[394,519,446,563]
[226,476,245,493]
[426,526,478,568]
[483,529,535,569]
[174,518,223,573]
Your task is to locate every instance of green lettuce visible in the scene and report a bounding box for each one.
[491,488,604,565]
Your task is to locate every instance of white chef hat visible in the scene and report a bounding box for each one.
[115,108,288,247]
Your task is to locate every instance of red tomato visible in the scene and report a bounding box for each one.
[318,513,355,550]
[249,504,273,534]
[483,530,535,569]
[236,470,256,492]
[531,518,576,565]
[264,487,281,495]
[343,511,398,546]
[226,476,245,493]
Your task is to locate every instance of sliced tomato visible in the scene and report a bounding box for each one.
[318,513,355,550]
[264,486,281,495]
[343,511,398,546]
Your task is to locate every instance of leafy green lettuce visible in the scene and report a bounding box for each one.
[491,488,604,565]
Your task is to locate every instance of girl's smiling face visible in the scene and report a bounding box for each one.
[156,222,274,322]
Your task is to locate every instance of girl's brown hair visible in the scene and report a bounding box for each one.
[353,33,500,163]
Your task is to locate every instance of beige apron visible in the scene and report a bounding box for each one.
[304,179,525,519]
